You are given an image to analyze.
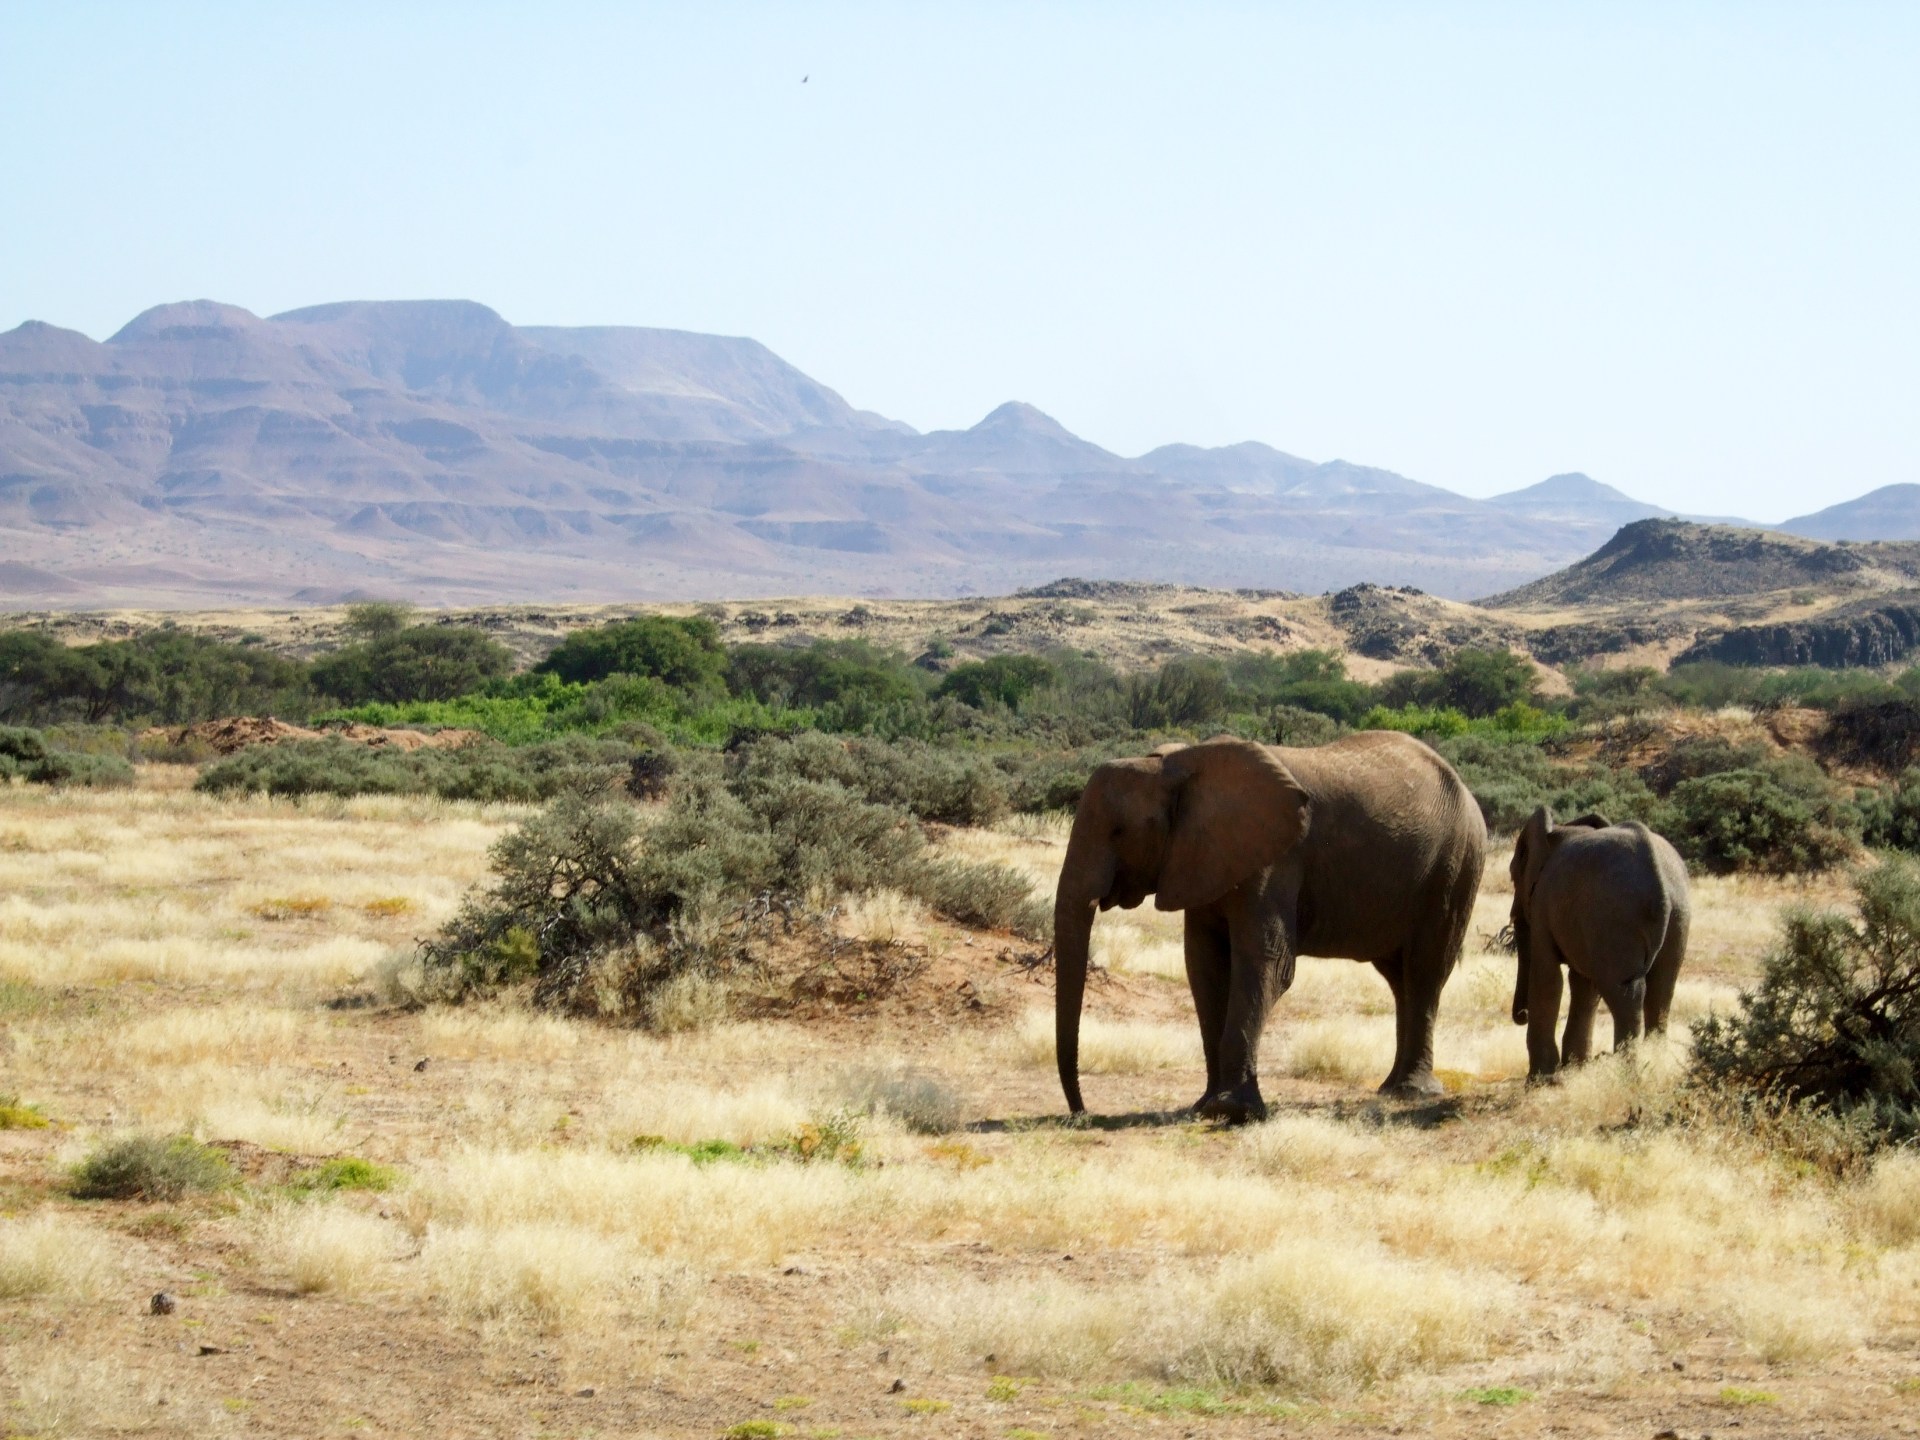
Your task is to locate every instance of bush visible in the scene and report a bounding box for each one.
[1127,656,1230,730]
[419,762,1045,1011]
[22,750,135,788]
[1434,734,1656,835]
[0,726,134,788]
[311,625,513,705]
[1660,757,1859,874]
[1859,768,1920,852]
[937,655,1057,711]
[0,628,311,725]
[535,615,728,691]
[1639,735,1772,797]
[1693,858,1920,1140]
[71,1133,234,1201]
[732,732,1010,827]
[195,735,635,802]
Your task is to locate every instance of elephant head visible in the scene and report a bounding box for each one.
[1508,807,1611,1025]
[1053,736,1310,1113]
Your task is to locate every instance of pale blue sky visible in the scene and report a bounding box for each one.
[3,3,1915,520]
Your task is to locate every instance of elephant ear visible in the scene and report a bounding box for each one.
[1514,806,1556,909]
[1154,737,1310,912]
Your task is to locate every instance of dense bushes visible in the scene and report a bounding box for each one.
[1661,757,1860,875]
[195,735,637,802]
[1694,858,1920,1141]
[0,629,310,726]
[0,726,133,787]
[416,759,1050,1013]
[535,614,727,691]
[311,624,513,705]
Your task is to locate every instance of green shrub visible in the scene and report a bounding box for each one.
[1859,768,1920,852]
[1127,655,1231,730]
[0,628,312,725]
[291,1156,399,1192]
[1639,735,1772,796]
[1692,858,1920,1140]
[535,615,727,691]
[71,1133,234,1200]
[937,654,1057,711]
[732,732,1010,827]
[1267,705,1345,747]
[195,734,634,802]
[311,625,513,704]
[24,749,135,788]
[1362,703,1471,739]
[1660,757,1859,874]
[420,758,1043,1010]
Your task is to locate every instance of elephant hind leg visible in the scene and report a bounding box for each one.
[1561,973,1600,1065]
[1601,974,1648,1052]
[1643,911,1688,1035]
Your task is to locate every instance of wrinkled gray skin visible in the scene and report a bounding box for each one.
[1508,806,1691,1080]
[1054,732,1486,1123]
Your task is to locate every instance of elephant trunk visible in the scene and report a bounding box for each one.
[1510,908,1531,1025]
[1054,889,1096,1114]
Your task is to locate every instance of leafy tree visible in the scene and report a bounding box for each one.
[312,626,513,705]
[342,602,414,640]
[535,615,727,692]
[1126,655,1230,730]
[0,629,310,724]
[936,654,1056,710]
[1431,648,1540,718]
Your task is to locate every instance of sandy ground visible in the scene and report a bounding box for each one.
[1,772,1916,1439]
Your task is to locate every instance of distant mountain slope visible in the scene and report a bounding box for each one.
[1486,472,1672,528]
[1780,484,1920,542]
[0,297,1746,606]
[1479,519,1909,607]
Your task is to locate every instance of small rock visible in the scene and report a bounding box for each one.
[149,1292,177,1316]
[1671,1358,1686,1371]
[888,1378,906,1394]
[575,1387,595,1398]
[196,1344,228,1357]
[876,1348,889,1362]
[413,1058,430,1072]
[1654,1430,1679,1440]
[1062,1254,1074,1262]
[782,1265,808,1276]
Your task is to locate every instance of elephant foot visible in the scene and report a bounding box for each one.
[1525,1069,1561,1087]
[1379,1069,1446,1099]
[1196,1085,1268,1125]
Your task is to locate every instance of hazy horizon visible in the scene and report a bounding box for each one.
[5,3,1916,523]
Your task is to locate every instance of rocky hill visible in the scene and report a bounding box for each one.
[0,298,1730,609]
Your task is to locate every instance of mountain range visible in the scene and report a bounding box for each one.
[2,298,1913,607]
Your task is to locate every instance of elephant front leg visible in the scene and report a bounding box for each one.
[1196,901,1291,1124]
[1183,910,1231,1111]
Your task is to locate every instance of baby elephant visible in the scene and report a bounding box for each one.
[1509,806,1690,1079]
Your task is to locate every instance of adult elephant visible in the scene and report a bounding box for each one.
[1053,732,1486,1122]
[1509,806,1690,1079]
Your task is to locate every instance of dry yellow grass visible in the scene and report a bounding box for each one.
[0,775,1912,1434]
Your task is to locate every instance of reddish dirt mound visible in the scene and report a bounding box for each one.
[145,717,485,756]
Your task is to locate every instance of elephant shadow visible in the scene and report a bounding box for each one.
[969,1094,1466,1134]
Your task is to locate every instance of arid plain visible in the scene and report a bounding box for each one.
[3,762,1918,1439]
